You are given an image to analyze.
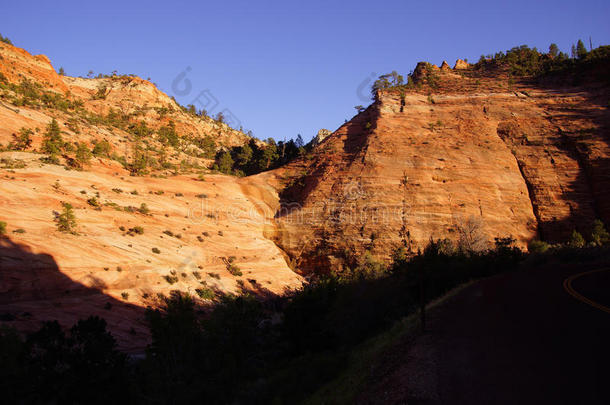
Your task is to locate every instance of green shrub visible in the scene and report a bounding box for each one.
[568,230,585,248]
[195,287,215,300]
[164,275,179,284]
[87,197,100,208]
[130,226,144,235]
[13,228,25,234]
[8,128,33,151]
[75,143,92,167]
[128,121,153,138]
[55,202,77,234]
[152,247,161,254]
[0,33,12,45]
[591,219,610,246]
[129,142,151,176]
[92,140,111,157]
[528,239,550,253]
[0,221,6,235]
[65,118,80,134]
[92,84,107,100]
[121,292,129,300]
[157,121,179,147]
[138,203,150,215]
[227,263,242,277]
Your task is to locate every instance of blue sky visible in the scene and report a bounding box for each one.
[2,0,609,142]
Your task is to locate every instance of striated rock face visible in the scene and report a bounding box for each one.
[2,39,609,343]
[273,69,610,273]
[0,156,303,351]
[0,42,300,350]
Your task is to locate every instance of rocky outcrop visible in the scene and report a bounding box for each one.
[273,69,610,273]
[440,61,451,70]
[453,59,469,69]
[311,128,332,147]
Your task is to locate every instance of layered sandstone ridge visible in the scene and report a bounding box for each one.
[0,41,253,168]
[0,42,300,351]
[273,67,610,273]
[0,155,303,351]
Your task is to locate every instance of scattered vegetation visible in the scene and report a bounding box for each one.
[126,226,144,236]
[369,42,610,99]
[8,128,33,151]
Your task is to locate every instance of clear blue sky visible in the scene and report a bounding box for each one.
[2,0,609,142]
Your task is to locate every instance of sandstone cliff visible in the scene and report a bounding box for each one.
[272,60,610,273]
[1,40,609,348]
[0,42,302,351]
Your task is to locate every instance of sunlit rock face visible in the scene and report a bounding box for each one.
[272,64,610,273]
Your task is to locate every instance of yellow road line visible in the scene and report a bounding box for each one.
[563,268,610,315]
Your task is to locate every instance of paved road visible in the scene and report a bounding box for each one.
[358,260,610,404]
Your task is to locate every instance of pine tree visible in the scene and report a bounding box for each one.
[56,202,77,234]
[42,118,64,155]
[214,150,234,174]
[548,43,559,58]
[576,39,588,59]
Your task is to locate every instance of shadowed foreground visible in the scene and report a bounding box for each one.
[358,258,610,404]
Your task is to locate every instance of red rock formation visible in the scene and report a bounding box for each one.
[273,66,610,273]
[453,59,470,69]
